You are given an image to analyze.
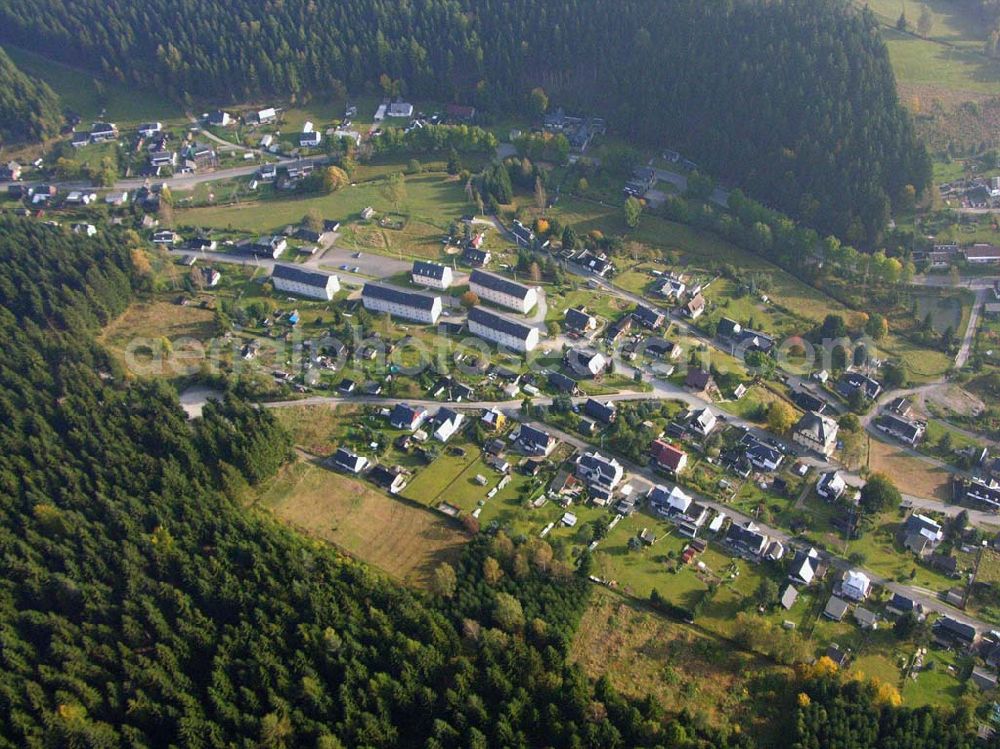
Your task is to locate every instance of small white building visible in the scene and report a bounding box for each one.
[842,570,872,602]
[412,260,454,289]
[433,409,465,443]
[469,270,538,314]
[270,264,340,301]
[467,306,539,352]
[362,282,442,324]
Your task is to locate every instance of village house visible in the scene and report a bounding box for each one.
[686,407,718,437]
[577,400,614,427]
[369,464,407,494]
[481,408,506,431]
[641,337,682,362]
[902,513,943,557]
[789,547,820,586]
[64,191,97,205]
[823,596,850,622]
[515,425,556,457]
[685,367,716,397]
[462,246,491,267]
[362,283,443,324]
[548,371,578,394]
[684,294,706,319]
[467,306,539,352]
[840,570,872,601]
[432,408,465,443]
[632,304,665,329]
[726,521,770,558]
[0,161,22,181]
[876,412,925,446]
[411,260,453,289]
[781,585,798,610]
[208,111,231,127]
[271,265,340,301]
[743,437,782,472]
[387,100,414,118]
[89,122,118,142]
[793,411,839,458]
[836,371,882,401]
[575,451,624,491]
[565,349,606,377]
[963,244,1000,264]
[332,447,369,474]
[72,223,97,237]
[388,403,429,432]
[886,593,923,619]
[511,219,547,248]
[469,270,538,313]
[817,470,846,500]
[152,229,178,245]
[933,616,979,650]
[564,306,598,335]
[650,439,688,474]
[660,277,687,300]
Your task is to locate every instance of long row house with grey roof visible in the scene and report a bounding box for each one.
[270,265,340,301]
[467,306,539,352]
[362,283,442,324]
[469,270,538,313]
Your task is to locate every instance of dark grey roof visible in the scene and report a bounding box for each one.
[717,317,741,337]
[470,270,532,300]
[564,306,595,331]
[548,371,577,391]
[462,247,489,264]
[632,304,664,327]
[935,616,977,642]
[879,413,922,442]
[888,593,918,613]
[363,282,439,311]
[272,264,335,288]
[468,306,534,340]
[518,425,551,449]
[726,522,767,554]
[412,260,448,280]
[584,398,616,423]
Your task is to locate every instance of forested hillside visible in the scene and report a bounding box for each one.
[0,0,927,244]
[0,46,62,143]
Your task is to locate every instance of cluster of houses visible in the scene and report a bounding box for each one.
[71,121,119,148]
[542,108,606,152]
[938,176,1000,210]
[916,242,1000,268]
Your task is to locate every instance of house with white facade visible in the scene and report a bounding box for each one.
[793,411,839,458]
[432,408,465,442]
[271,265,340,301]
[411,260,453,289]
[467,306,539,352]
[841,570,872,601]
[575,451,624,491]
[469,270,538,313]
[362,283,442,324]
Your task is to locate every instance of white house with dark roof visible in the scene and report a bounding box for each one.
[362,283,442,324]
[515,425,556,456]
[575,451,624,491]
[793,411,838,458]
[841,570,871,601]
[387,101,414,118]
[332,447,368,474]
[412,260,453,289]
[467,306,539,352]
[271,265,340,301]
[817,471,846,500]
[564,306,598,334]
[432,408,465,443]
[469,270,538,313]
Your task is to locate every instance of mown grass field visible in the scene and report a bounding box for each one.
[256,460,468,587]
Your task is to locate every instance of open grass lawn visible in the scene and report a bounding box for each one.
[180,173,473,260]
[400,436,483,506]
[867,437,952,501]
[3,44,182,124]
[256,460,467,587]
[570,591,791,741]
[881,28,1000,96]
[544,287,630,325]
[718,384,788,423]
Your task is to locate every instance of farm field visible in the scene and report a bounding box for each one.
[255,460,468,587]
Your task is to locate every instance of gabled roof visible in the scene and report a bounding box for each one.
[462,246,490,264]
[518,425,552,450]
[878,413,923,442]
[934,615,977,643]
[412,260,449,280]
[369,464,404,488]
[363,282,440,311]
[548,371,577,392]
[272,264,336,288]
[795,411,837,443]
[468,306,534,341]
[333,447,366,472]
[781,585,798,610]
[717,317,742,338]
[583,398,616,424]
[389,403,426,428]
[685,368,713,390]
[650,439,686,471]
[887,593,919,614]
[726,522,768,555]
[470,270,533,300]
[565,306,596,331]
[632,304,664,327]
[824,596,850,621]
[789,549,817,585]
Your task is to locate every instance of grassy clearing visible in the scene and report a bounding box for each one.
[400,437,485,507]
[98,300,218,376]
[257,460,467,587]
[845,512,958,591]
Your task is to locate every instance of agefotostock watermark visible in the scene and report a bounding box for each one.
[122,324,881,386]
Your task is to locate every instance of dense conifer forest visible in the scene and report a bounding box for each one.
[0,47,62,143]
[0,0,928,243]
